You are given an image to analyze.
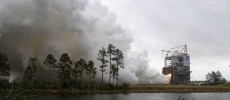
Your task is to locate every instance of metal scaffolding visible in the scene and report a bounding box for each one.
[162,45,190,84]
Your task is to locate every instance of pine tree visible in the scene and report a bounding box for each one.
[43,54,57,87]
[112,49,124,86]
[0,52,10,77]
[97,47,108,86]
[57,53,72,87]
[74,58,87,83]
[24,57,37,80]
[107,44,116,85]
[205,71,226,85]
[86,60,97,86]
[24,66,33,80]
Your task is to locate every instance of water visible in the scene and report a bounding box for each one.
[35,92,230,100]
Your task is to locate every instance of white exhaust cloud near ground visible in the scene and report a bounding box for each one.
[0,0,168,84]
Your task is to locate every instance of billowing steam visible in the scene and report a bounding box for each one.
[0,0,167,84]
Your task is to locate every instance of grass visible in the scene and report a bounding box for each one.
[128,84,230,93]
[218,82,230,87]
[20,84,230,93]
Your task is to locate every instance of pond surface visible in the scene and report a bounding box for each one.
[35,92,230,100]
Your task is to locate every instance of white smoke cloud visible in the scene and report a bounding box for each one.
[0,0,167,84]
[125,50,168,84]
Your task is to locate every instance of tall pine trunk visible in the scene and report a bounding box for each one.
[102,67,104,86]
[116,62,118,87]
[48,65,50,88]
[89,71,92,86]
[113,73,115,85]
[81,72,83,84]
[97,47,108,87]
[109,53,111,85]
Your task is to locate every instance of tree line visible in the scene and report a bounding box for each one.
[205,70,226,85]
[0,44,125,88]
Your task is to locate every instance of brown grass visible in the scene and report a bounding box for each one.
[128,84,230,93]
[1,84,230,94]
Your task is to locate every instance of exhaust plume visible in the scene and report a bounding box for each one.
[0,0,167,84]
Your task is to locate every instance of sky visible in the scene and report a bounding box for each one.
[0,0,229,83]
[100,0,230,81]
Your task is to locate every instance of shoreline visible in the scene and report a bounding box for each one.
[127,85,230,93]
[2,85,230,94]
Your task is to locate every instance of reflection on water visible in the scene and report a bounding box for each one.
[35,92,230,100]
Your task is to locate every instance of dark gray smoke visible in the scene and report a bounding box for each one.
[0,0,167,84]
